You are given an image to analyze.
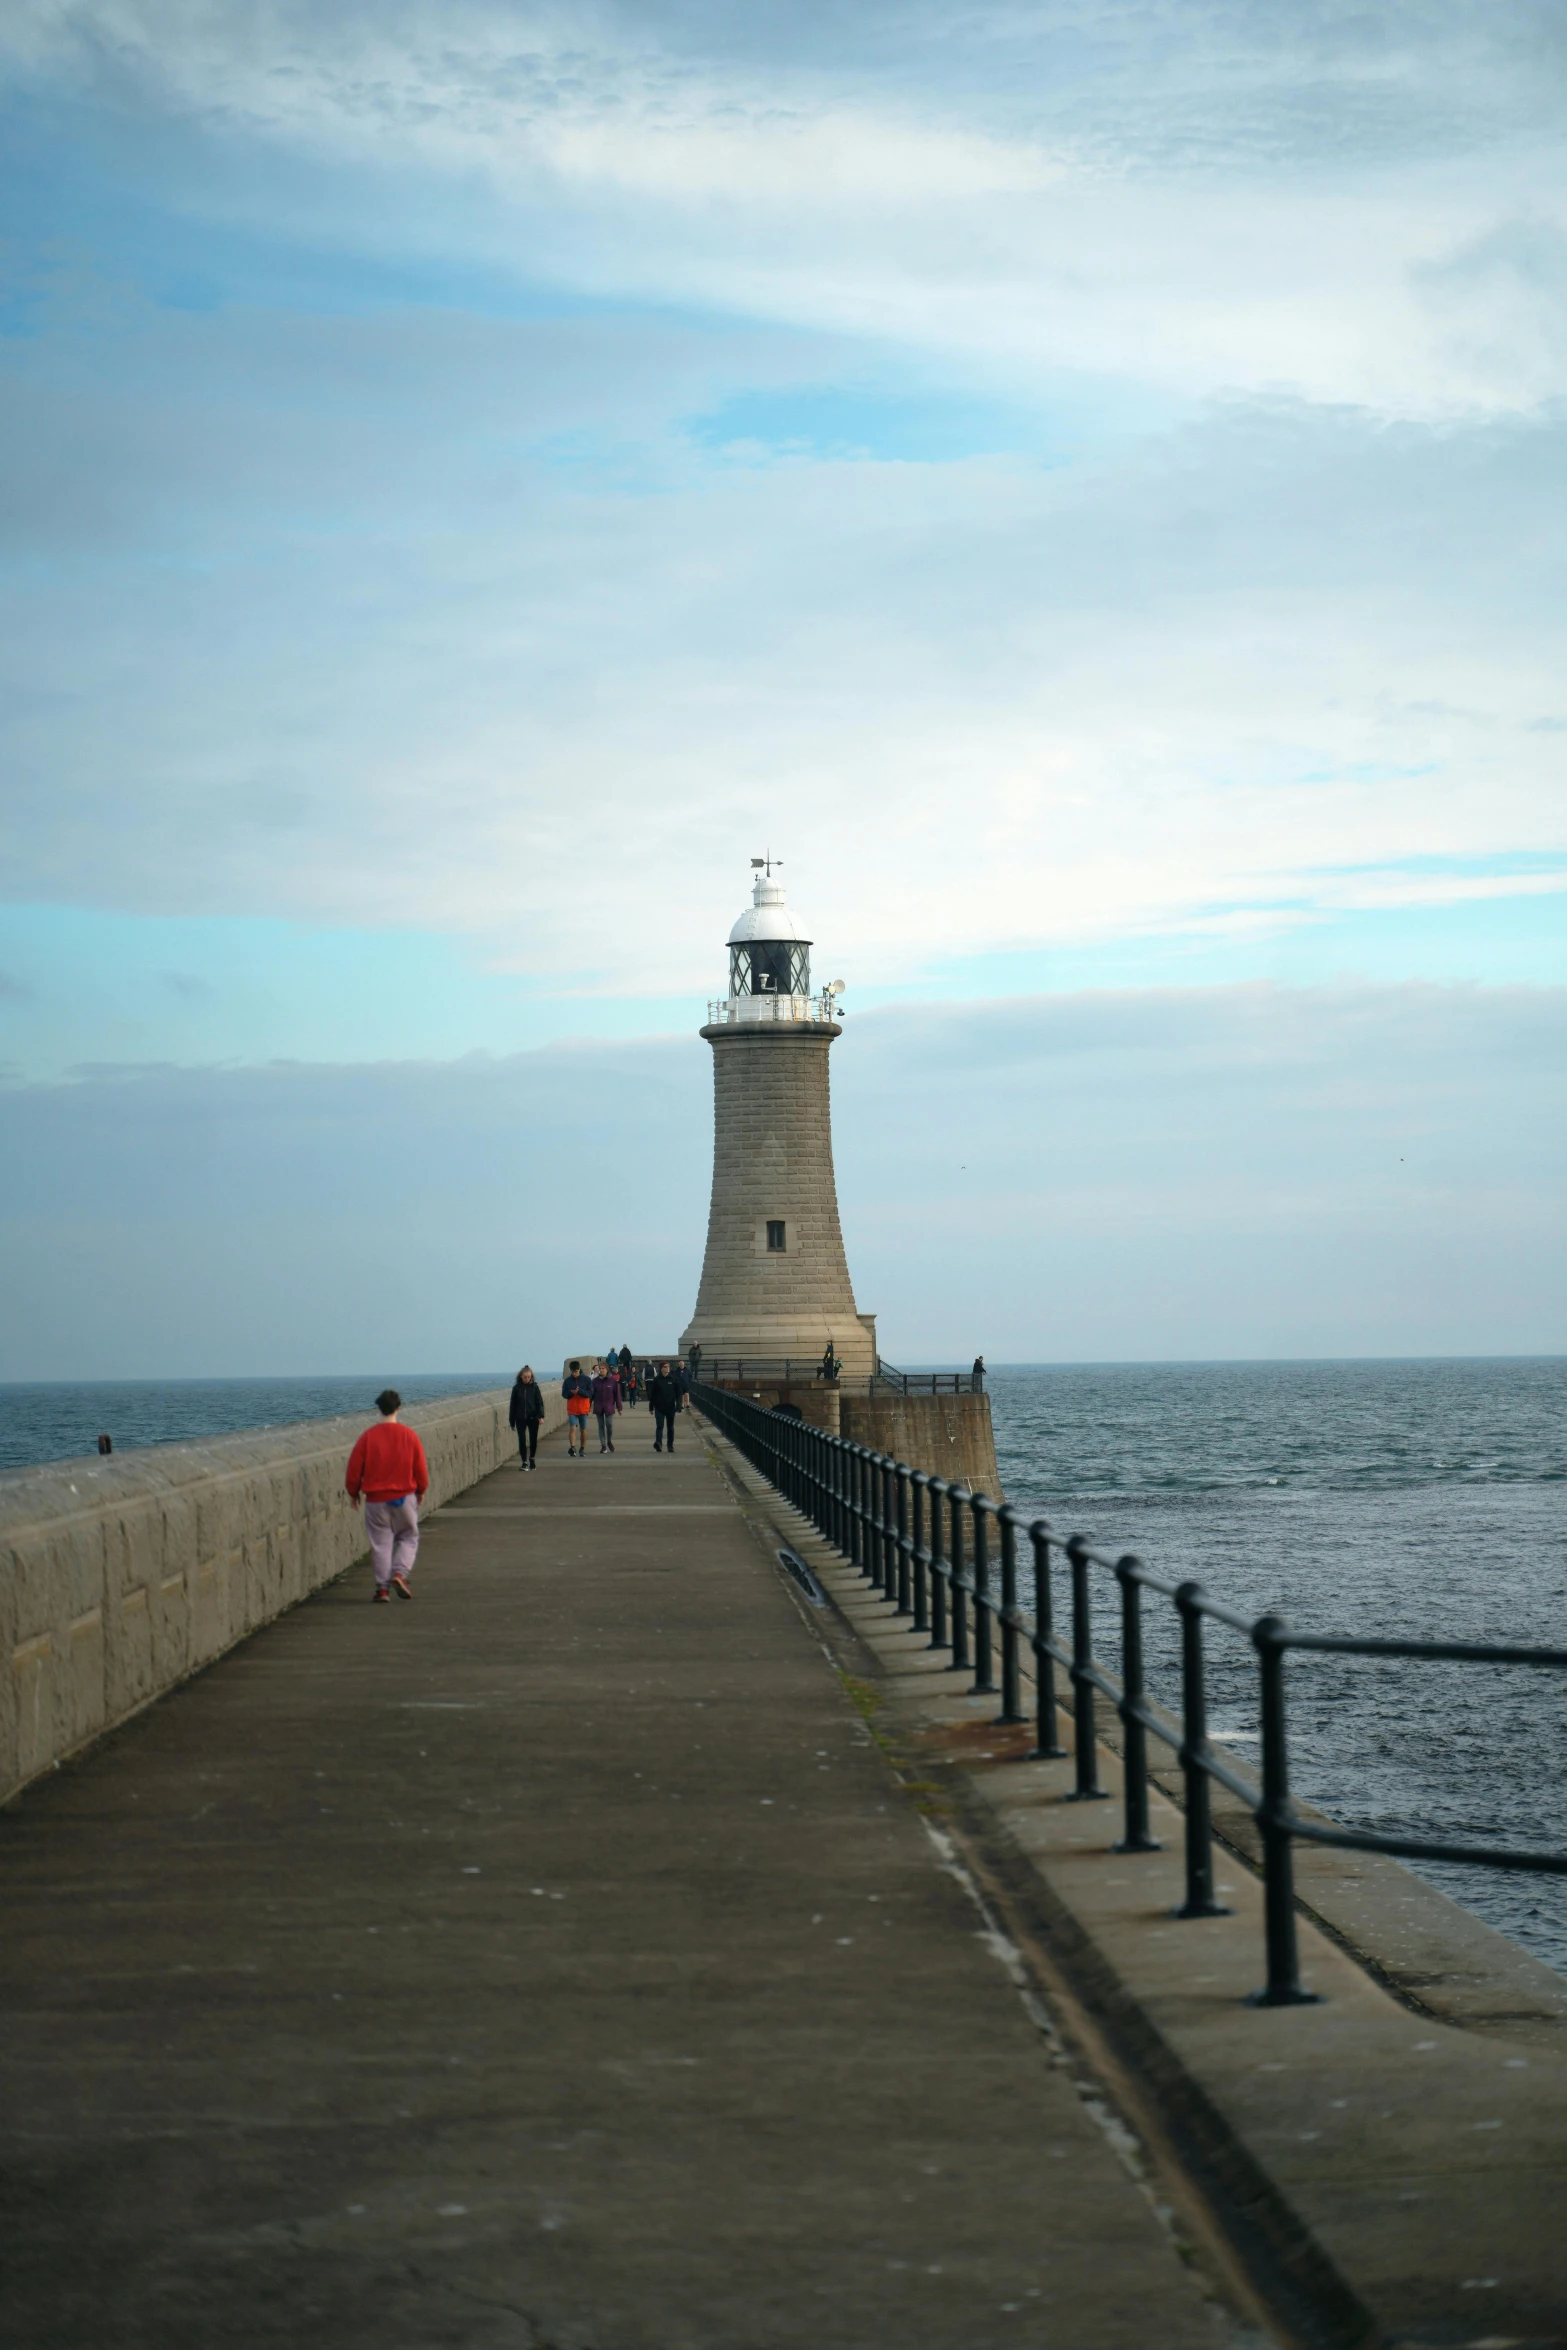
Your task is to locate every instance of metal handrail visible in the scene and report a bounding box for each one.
[690,1383,1567,2008]
[688,1357,984,1394]
[874,1359,985,1395]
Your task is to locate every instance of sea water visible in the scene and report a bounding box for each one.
[0,1374,509,1474]
[987,1360,1567,1973]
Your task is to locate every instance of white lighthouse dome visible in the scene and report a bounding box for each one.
[727,874,809,945]
[715,866,830,1020]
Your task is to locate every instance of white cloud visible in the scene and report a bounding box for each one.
[2,295,1562,986]
[7,1,1567,415]
[1,0,1563,1042]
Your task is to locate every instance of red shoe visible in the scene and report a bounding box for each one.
[391,1573,413,1601]
[373,1587,392,1604]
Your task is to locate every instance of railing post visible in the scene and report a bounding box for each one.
[1249,1615,1319,2005]
[969,1496,996,1695]
[948,1487,971,1673]
[1027,1522,1066,1758]
[862,1448,876,1580]
[911,1473,930,1633]
[1065,1536,1107,1802]
[927,1477,950,1649]
[845,1438,859,1569]
[875,1455,892,1595]
[863,1453,878,1587]
[996,1507,1026,1725]
[1113,1558,1161,1853]
[1174,1582,1229,1919]
[846,1446,863,1570]
[828,1436,845,1555]
[860,1448,876,1580]
[894,1466,912,1616]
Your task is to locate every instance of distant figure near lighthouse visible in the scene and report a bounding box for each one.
[680,860,876,1377]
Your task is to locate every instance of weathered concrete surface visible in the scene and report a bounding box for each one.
[0,1419,1232,2350]
[0,1388,567,1806]
[703,1423,1567,2349]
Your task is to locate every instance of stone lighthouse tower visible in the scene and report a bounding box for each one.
[680,862,876,1378]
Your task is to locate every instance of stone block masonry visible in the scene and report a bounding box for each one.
[682,1023,875,1374]
[0,1386,567,1806]
[839,1391,1003,1500]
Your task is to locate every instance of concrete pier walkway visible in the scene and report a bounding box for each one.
[0,1419,1231,2348]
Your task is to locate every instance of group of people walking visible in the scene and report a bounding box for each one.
[344,1353,699,1608]
[507,1351,693,1466]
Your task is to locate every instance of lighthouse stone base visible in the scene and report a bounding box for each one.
[680,1022,876,1378]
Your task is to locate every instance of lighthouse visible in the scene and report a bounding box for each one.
[680,861,877,1378]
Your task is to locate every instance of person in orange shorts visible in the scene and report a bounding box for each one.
[561,1360,593,1458]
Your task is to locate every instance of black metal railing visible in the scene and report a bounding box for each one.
[692,1384,1567,2007]
[690,1356,983,1395]
[873,1359,984,1395]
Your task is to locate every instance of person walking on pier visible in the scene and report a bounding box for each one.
[508,1366,544,1470]
[562,1362,593,1457]
[590,1360,622,1453]
[648,1360,681,1455]
[345,1390,429,1603]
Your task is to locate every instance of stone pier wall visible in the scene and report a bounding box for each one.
[838,1392,1003,1500]
[0,1387,565,1806]
[698,1383,1002,1497]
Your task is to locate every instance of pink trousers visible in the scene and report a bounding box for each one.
[364,1497,419,1587]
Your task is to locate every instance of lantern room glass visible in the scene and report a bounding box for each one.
[730,940,812,997]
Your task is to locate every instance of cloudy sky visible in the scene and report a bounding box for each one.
[1,2,1563,1372]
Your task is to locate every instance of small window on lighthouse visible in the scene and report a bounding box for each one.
[766,1220,787,1252]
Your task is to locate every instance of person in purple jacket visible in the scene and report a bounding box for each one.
[590,1360,622,1454]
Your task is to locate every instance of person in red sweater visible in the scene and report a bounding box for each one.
[345,1390,430,1604]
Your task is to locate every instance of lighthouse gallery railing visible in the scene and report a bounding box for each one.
[690,1383,1567,2008]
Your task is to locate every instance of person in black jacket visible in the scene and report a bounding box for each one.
[647,1361,681,1455]
[508,1366,545,1470]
